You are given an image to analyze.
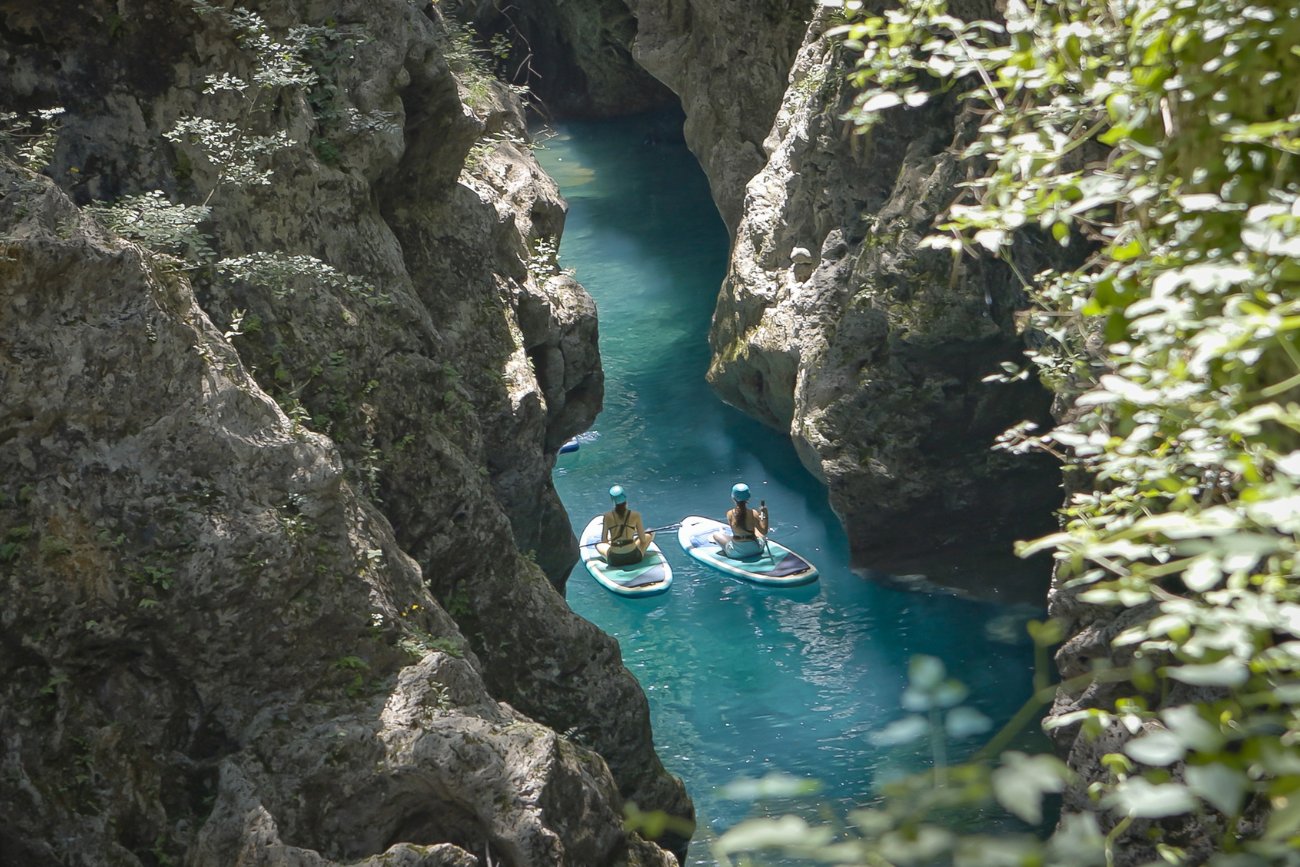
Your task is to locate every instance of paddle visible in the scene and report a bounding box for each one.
[579,522,682,548]
[758,500,774,559]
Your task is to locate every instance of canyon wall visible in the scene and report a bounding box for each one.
[697,4,1061,600]
[508,0,1059,599]
[0,0,690,862]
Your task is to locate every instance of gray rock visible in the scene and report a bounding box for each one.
[625,0,816,233]
[702,6,1061,600]
[0,0,690,861]
[455,0,677,118]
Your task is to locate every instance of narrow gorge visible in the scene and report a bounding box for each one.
[6,0,1296,865]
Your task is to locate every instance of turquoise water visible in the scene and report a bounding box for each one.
[536,114,1044,862]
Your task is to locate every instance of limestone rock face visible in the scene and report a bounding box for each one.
[0,0,690,861]
[455,0,677,118]
[704,6,1061,599]
[624,0,816,233]
[0,162,675,867]
[504,0,1059,597]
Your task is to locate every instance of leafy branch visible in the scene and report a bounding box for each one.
[84,2,376,304]
[715,0,1300,862]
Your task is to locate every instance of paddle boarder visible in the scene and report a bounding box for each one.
[597,485,655,566]
[713,482,769,558]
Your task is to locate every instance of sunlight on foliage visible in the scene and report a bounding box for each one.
[714,645,1083,866]
[84,192,214,262]
[216,252,379,301]
[0,108,65,171]
[78,1,376,312]
[718,0,1300,862]
[750,0,1300,863]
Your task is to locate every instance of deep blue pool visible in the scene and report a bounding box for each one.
[536,112,1044,863]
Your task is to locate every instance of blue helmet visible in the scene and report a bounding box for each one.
[608,484,627,504]
[731,482,750,502]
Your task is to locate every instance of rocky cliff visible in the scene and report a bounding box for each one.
[0,0,690,863]
[702,4,1062,600]
[504,0,1059,599]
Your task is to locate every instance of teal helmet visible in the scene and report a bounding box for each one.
[731,482,750,502]
[608,484,627,504]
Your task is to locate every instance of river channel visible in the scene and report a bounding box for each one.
[535,112,1044,863]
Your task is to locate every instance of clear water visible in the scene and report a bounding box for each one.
[535,113,1045,863]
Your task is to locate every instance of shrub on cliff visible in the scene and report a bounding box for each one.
[715,0,1300,863]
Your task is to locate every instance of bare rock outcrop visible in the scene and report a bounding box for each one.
[702,6,1061,600]
[624,0,816,233]
[0,160,674,866]
[1,0,691,861]
[472,0,812,233]
[482,0,1059,599]
[452,0,676,118]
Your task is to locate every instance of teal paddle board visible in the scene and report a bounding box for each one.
[678,515,819,586]
[579,515,673,597]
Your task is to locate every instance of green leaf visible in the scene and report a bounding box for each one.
[879,825,954,863]
[1027,618,1065,646]
[974,227,1007,252]
[719,773,822,801]
[946,706,993,739]
[909,655,946,690]
[992,752,1070,824]
[714,816,834,856]
[1106,778,1196,818]
[1047,814,1106,865]
[1108,238,1144,261]
[859,91,903,113]
[870,715,929,746]
[1181,556,1222,592]
[1165,657,1249,688]
[1124,730,1185,766]
[1185,763,1247,816]
[1160,705,1225,753]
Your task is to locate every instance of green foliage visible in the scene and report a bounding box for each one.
[441,19,499,108]
[331,655,368,671]
[216,251,378,300]
[84,192,214,262]
[83,2,375,315]
[714,649,1073,865]
[438,17,528,110]
[464,129,528,171]
[164,117,291,190]
[768,0,1300,862]
[392,601,464,659]
[526,236,570,282]
[0,108,65,170]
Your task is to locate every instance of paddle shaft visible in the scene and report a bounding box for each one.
[579,522,681,548]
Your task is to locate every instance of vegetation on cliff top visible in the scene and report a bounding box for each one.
[717,0,1300,863]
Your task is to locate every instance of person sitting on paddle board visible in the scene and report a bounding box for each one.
[597,485,655,566]
[713,482,769,559]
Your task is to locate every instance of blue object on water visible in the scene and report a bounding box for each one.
[579,515,672,596]
[559,438,581,454]
[678,516,818,586]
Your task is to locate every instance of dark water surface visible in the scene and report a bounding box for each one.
[535,114,1043,863]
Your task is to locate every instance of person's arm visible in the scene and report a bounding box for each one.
[601,515,611,543]
[632,512,646,538]
[757,501,769,535]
